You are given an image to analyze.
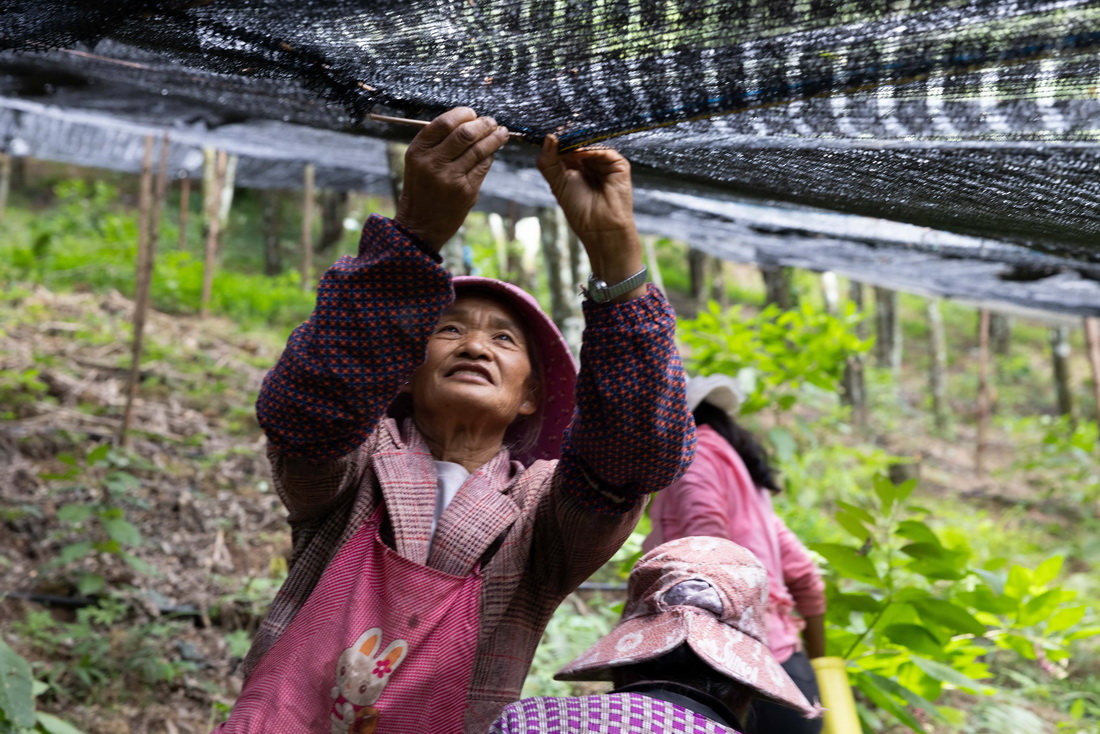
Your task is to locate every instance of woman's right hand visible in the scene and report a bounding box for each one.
[396,107,510,252]
[537,135,646,301]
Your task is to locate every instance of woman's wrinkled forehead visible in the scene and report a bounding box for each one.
[449,290,538,361]
[446,294,524,332]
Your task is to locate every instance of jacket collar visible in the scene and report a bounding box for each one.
[370,418,522,575]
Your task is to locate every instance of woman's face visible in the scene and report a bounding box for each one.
[409,294,538,432]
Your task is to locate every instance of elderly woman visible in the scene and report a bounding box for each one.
[216,108,694,733]
[489,536,821,733]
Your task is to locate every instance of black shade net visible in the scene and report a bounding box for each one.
[1,0,1099,313]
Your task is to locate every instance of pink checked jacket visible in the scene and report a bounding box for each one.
[247,216,695,732]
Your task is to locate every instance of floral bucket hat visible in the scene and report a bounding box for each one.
[556,536,821,719]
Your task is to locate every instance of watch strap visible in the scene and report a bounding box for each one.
[584,265,649,303]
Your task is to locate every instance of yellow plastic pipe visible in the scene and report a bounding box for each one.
[810,656,863,734]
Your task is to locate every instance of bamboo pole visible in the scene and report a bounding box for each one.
[120,134,168,445]
[178,176,191,251]
[976,309,991,472]
[1086,318,1100,428]
[300,163,315,292]
[200,150,228,319]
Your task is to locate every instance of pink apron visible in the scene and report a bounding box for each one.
[216,506,483,733]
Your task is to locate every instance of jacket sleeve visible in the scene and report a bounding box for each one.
[555,284,696,514]
[654,448,730,540]
[256,215,453,519]
[775,514,827,618]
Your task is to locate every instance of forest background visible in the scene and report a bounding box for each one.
[0,156,1098,734]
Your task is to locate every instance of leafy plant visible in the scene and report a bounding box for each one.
[0,637,84,733]
[1002,415,1099,506]
[679,300,871,415]
[0,369,51,420]
[819,474,1099,732]
[42,444,151,596]
[13,599,198,706]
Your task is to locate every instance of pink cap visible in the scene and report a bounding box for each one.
[556,536,822,719]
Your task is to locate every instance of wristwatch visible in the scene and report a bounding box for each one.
[583,266,649,304]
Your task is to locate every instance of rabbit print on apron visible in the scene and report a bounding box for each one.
[215,506,483,734]
[330,629,407,733]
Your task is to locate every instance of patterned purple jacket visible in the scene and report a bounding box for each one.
[246,215,695,732]
[490,693,741,734]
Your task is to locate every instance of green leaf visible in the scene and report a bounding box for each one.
[900,542,949,561]
[36,711,86,734]
[1004,565,1032,600]
[86,443,111,466]
[909,656,993,694]
[76,573,105,597]
[1047,606,1086,633]
[767,427,796,464]
[956,587,1018,616]
[835,510,871,542]
[1067,626,1100,642]
[101,517,141,547]
[103,471,140,495]
[883,624,944,658]
[810,543,880,584]
[895,520,941,546]
[997,633,1037,660]
[864,670,946,725]
[911,599,987,637]
[873,474,897,513]
[57,540,93,566]
[1019,589,1064,627]
[833,592,884,614]
[0,637,37,728]
[1031,556,1063,587]
[852,669,926,733]
[56,503,93,525]
[836,501,875,525]
[894,478,917,504]
[121,552,155,575]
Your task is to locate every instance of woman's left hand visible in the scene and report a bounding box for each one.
[537,136,646,301]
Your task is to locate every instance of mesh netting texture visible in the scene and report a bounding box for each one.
[2,0,1099,270]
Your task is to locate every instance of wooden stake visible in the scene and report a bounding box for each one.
[842,280,868,427]
[300,163,315,292]
[120,134,168,445]
[1051,326,1074,419]
[976,309,991,472]
[688,248,707,311]
[642,234,665,294]
[262,189,283,276]
[1086,318,1100,425]
[927,298,949,434]
[0,153,10,221]
[178,176,191,251]
[200,150,228,319]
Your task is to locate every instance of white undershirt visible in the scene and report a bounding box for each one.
[430,460,470,546]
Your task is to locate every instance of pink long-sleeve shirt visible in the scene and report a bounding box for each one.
[644,424,825,663]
